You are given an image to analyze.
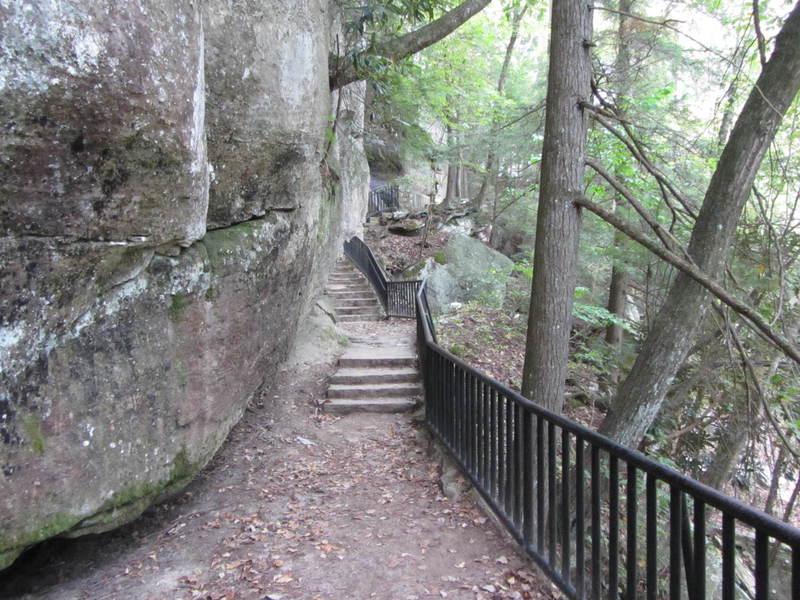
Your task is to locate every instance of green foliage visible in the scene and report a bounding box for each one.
[573,287,636,333]
[346,0,453,35]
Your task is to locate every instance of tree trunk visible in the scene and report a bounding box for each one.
[330,0,492,90]
[598,2,800,447]
[702,407,755,490]
[475,5,527,210]
[604,0,634,353]
[444,124,458,209]
[605,259,628,346]
[520,0,593,413]
[765,444,786,516]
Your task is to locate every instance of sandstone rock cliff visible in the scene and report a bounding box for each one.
[0,0,368,569]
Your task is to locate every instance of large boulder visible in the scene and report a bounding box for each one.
[0,0,368,569]
[0,0,209,246]
[408,235,513,315]
[203,0,329,229]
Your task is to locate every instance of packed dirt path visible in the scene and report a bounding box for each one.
[0,319,559,600]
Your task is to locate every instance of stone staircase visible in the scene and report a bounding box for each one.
[325,260,384,322]
[324,338,421,413]
[324,258,421,414]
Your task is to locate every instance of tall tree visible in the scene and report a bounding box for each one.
[604,0,635,355]
[520,0,593,412]
[474,1,529,210]
[598,1,800,448]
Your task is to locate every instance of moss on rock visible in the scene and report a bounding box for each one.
[169,293,191,321]
[20,414,45,456]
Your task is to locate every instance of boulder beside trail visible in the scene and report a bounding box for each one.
[403,235,513,315]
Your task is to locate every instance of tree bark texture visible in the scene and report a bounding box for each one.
[520,0,593,413]
[329,0,492,90]
[598,1,800,448]
[702,408,756,490]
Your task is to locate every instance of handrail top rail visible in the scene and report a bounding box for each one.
[413,269,800,547]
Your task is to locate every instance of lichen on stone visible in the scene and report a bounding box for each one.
[20,413,45,456]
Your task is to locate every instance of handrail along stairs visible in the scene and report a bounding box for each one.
[343,236,419,319]
[347,235,800,599]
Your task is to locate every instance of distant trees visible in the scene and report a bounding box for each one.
[364,0,800,510]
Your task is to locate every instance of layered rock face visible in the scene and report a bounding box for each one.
[0,0,368,569]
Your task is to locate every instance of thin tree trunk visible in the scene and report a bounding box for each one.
[765,444,786,516]
[604,0,634,353]
[605,259,628,345]
[702,408,755,490]
[475,5,527,210]
[444,124,458,209]
[598,2,800,447]
[718,44,748,148]
[520,0,593,412]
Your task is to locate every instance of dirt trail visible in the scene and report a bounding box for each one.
[0,320,558,600]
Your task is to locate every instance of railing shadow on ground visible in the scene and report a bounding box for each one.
[345,236,800,599]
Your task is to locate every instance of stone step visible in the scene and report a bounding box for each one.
[329,296,376,304]
[327,290,374,298]
[328,275,365,283]
[336,305,381,315]
[327,381,422,399]
[338,346,416,367]
[323,398,418,414]
[333,298,379,307]
[337,314,384,322]
[330,367,419,385]
[326,283,373,291]
[327,288,374,296]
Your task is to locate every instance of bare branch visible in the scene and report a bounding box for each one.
[583,103,699,220]
[330,0,492,90]
[753,0,768,66]
[575,195,800,367]
[585,158,682,253]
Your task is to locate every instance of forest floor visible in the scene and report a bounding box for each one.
[0,319,561,600]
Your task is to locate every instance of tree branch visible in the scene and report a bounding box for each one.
[575,195,800,367]
[583,102,698,221]
[330,0,492,90]
[585,158,682,252]
[753,0,768,67]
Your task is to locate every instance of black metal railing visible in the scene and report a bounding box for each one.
[414,278,800,599]
[342,236,420,318]
[368,185,400,216]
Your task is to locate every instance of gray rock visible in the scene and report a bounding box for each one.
[438,216,475,236]
[0,0,208,246]
[421,235,513,315]
[203,0,329,229]
[0,0,368,569]
[388,220,424,235]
